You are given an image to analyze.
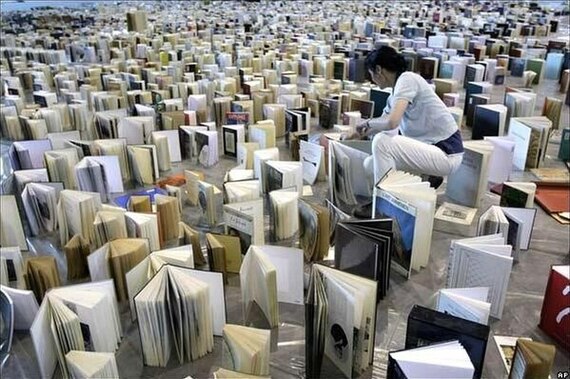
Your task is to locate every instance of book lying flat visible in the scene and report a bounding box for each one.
[436,287,491,325]
[134,265,223,366]
[388,340,475,379]
[222,324,270,376]
[30,280,122,379]
[405,305,490,379]
[299,199,330,262]
[240,246,279,329]
[334,218,393,300]
[306,264,377,379]
[447,234,513,319]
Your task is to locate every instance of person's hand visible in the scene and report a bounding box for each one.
[341,132,362,140]
[356,119,369,134]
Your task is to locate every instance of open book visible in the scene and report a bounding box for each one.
[405,305,490,379]
[328,140,373,210]
[300,140,326,185]
[0,247,25,289]
[93,209,128,248]
[306,264,377,378]
[22,182,62,236]
[298,199,330,262]
[265,160,303,195]
[388,341,475,379]
[57,190,102,246]
[198,180,223,226]
[373,170,436,277]
[178,222,207,267]
[44,148,79,189]
[224,199,265,251]
[477,205,536,261]
[224,179,261,204]
[0,195,28,251]
[75,156,124,202]
[65,350,119,379]
[127,145,160,185]
[30,280,122,379]
[508,340,555,379]
[446,141,492,208]
[222,324,270,376]
[0,285,39,330]
[240,246,279,329]
[206,233,242,278]
[447,234,513,319]
[223,124,245,157]
[134,265,225,366]
[196,130,219,167]
[499,182,536,208]
[125,245,195,319]
[436,287,491,325]
[269,188,299,242]
[88,238,150,302]
[334,218,393,300]
[125,211,161,251]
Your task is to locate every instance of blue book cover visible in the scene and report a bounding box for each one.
[376,191,416,277]
[510,58,526,77]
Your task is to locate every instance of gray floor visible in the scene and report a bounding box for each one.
[2,59,570,379]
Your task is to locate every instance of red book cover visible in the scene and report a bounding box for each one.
[539,265,570,351]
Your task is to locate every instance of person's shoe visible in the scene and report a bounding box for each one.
[352,202,373,219]
[427,175,444,189]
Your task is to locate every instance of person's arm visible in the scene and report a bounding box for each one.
[357,98,409,136]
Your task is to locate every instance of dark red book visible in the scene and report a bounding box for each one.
[539,265,570,351]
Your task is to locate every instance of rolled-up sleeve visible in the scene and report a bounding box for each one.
[392,73,418,104]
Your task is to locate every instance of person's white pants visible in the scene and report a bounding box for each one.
[364,131,464,184]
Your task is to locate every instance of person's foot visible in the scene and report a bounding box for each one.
[427,175,444,189]
[352,202,373,219]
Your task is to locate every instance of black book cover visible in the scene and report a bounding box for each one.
[499,184,528,208]
[223,127,238,157]
[472,106,500,140]
[370,88,390,118]
[405,305,490,379]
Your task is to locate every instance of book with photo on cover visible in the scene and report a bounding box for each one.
[198,180,223,226]
[222,124,245,158]
[306,264,377,379]
[300,140,326,185]
[224,199,265,250]
[195,130,219,167]
[264,160,303,195]
[405,305,490,379]
[334,218,393,300]
[373,170,436,277]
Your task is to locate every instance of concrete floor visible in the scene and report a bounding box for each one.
[2,53,570,379]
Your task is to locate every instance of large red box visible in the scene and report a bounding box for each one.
[539,265,570,351]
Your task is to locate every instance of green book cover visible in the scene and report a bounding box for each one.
[526,59,544,85]
[558,128,570,162]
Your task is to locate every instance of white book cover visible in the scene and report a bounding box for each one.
[47,131,81,150]
[507,118,532,170]
[484,137,515,184]
[300,140,326,185]
[255,245,304,305]
[151,130,182,162]
[436,287,491,325]
[0,285,39,330]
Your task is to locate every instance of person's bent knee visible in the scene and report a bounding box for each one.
[372,131,393,151]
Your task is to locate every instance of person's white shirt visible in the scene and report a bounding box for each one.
[382,71,458,145]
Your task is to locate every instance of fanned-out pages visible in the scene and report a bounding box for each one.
[436,287,491,325]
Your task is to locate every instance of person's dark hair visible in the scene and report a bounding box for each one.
[365,46,407,77]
